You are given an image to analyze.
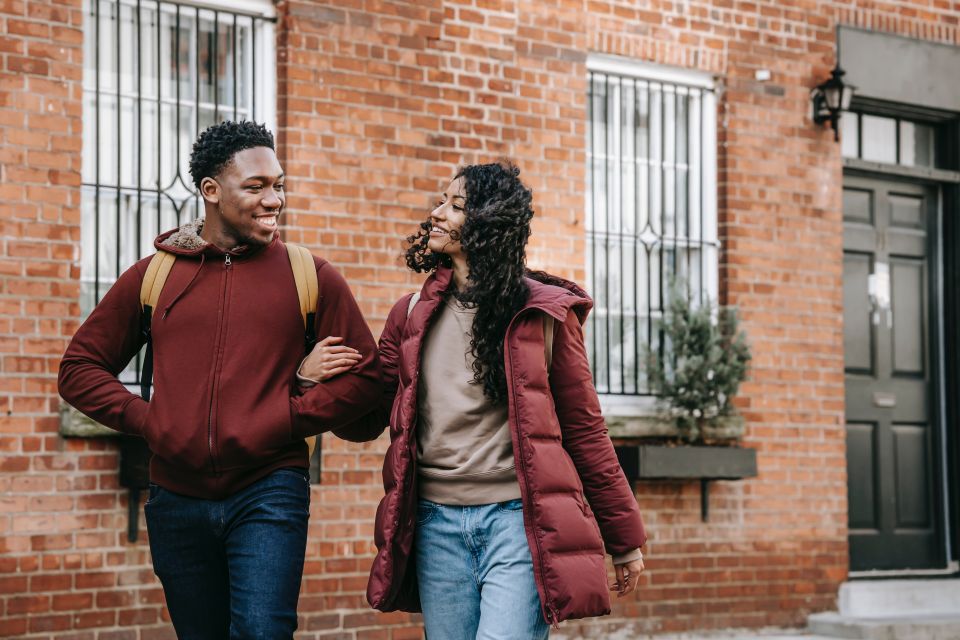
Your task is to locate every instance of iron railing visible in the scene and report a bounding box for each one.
[586,70,718,395]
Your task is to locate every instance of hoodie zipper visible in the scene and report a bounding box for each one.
[206,253,232,474]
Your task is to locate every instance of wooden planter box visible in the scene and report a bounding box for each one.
[615,443,757,481]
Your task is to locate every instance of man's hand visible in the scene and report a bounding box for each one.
[298,336,362,385]
[609,556,644,598]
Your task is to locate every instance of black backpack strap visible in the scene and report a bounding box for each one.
[140,306,154,402]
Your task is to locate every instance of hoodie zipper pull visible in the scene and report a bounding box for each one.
[224,254,231,267]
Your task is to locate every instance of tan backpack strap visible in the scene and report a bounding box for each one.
[285,243,319,329]
[138,250,176,402]
[543,314,555,374]
[406,291,421,318]
[286,243,321,464]
[140,250,176,314]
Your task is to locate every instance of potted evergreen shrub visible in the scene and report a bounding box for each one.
[645,285,752,444]
[616,284,756,494]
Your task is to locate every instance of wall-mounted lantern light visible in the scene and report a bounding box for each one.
[811,63,855,142]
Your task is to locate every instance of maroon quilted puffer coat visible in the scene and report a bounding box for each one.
[366,266,646,625]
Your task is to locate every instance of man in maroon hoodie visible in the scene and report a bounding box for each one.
[58,121,383,638]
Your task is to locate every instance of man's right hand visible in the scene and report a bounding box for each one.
[297,336,362,386]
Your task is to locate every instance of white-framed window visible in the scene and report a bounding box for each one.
[585,55,719,403]
[81,0,275,383]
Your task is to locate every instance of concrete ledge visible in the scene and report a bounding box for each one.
[59,404,118,438]
[606,412,746,441]
[606,413,678,438]
[808,611,960,640]
[839,579,960,618]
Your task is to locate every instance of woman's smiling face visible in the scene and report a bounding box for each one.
[428,176,467,258]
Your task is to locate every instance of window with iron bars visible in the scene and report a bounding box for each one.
[81,0,275,386]
[586,57,719,399]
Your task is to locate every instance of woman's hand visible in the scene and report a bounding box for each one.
[610,556,644,598]
[298,336,362,385]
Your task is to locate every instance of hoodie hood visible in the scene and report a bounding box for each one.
[154,217,268,257]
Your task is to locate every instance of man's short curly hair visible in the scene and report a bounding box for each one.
[188,120,275,190]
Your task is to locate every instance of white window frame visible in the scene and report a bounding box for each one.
[585,54,719,415]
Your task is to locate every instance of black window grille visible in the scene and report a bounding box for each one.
[586,69,718,396]
[82,0,273,385]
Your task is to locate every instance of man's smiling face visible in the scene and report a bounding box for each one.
[204,146,285,248]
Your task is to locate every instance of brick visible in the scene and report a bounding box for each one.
[117,607,159,625]
[7,55,48,75]
[0,618,28,637]
[28,613,72,633]
[29,573,72,591]
[7,594,50,614]
[74,610,116,628]
[52,592,93,610]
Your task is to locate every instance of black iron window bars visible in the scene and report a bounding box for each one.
[586,70,718,396]
[82,0,272,384]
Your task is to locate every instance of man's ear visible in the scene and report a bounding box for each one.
[200,177,220,205]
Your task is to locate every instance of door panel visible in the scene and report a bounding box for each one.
[844,253,874,374]
[890,259,924,375]
[843,188,874,224]
[843,175,944,571]
[890,193,924,228]
[846,422,878,530]
[893,424,932,529]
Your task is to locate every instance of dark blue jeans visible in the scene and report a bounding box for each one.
[144,468,311,640]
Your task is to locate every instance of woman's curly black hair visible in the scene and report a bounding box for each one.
[405,161,534,403]
[188,120,275,190]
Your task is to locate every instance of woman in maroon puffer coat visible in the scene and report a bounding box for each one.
[316,162,646,638]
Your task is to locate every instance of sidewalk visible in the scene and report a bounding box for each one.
[635,631,834,639]
[555,629,834,640]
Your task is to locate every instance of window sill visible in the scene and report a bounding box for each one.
[600,395,746,440]
[599,395,678,438]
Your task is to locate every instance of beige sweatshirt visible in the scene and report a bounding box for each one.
[416,298,521,505]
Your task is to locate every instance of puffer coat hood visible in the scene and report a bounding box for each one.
[366,267,646,625]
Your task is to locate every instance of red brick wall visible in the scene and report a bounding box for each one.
[0,0,162,637]
[3,0,958,638]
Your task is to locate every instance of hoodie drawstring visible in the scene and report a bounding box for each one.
[162,253,205,319]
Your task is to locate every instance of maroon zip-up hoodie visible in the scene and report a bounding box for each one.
[58,220,383,499]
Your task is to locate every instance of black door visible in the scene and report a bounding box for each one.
[843,175,946,571]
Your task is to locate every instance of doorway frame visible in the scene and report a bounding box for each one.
[841,105,960,578]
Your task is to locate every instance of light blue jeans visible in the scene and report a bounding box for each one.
[415,498,550,640]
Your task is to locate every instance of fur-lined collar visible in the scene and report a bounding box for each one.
[159,218,208,251]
